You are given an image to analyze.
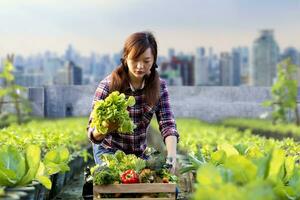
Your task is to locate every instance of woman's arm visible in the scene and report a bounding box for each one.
[165,135,177,173]
[155,79,180,173]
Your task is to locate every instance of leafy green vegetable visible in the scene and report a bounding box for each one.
[224,155,257,185]
[90,91,136,134]
[44,147,70,175]
[19,145,41,185]
[284,156,295,183]
[0,145,51,189]
[100,150,146,173]
[93,166,119,185]
[0,145,25,186]
[218,143,239,157]
[35,162,52,189]
[196,163,223,186]
[267,148,286,183]
[211,150,226,165]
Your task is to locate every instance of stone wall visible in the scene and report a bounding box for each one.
[25,85,300,122]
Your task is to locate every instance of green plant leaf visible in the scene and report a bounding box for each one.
[267,149,285,182]
[0,146,26,186]
[252,153,271,179]
[45,162,61,175]
[196,163,223,186]
[0,166,17,186]
[245,145,264,159]
[224,155,257,185]
[58,147,69,163]
[211,150,226,165]
[18,145,41,185]
[58,163,70,172]
[283,156,295,183]
[218,143,239,157]
[36,175,52,190]
[44,150,60,164]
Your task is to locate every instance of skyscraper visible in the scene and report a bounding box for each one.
[67,61,82,85]
[43,57,65,85]
[252,30,279,86]
[232,47,249,85]
[194,47,209,86]
[231,48,242,86]
[219,52,233,86]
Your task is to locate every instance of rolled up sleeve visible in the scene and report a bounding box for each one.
[155,80,180,143]
[87,79,110,144]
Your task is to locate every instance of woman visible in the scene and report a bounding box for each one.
[87,31,179,173]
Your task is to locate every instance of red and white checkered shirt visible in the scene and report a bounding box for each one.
[87,75,179,156]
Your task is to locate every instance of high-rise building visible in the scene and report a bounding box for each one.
[173,55,194,86]
[53,61,82,85]
[67,61,82,85]
[160,55,194,86]
[209,55,220,85]
[232,47,249,85]
[232,49,242,86]
[252,30,279,86]
[43,57,65,85]
[219,52,233,86]
[194,47,209,86]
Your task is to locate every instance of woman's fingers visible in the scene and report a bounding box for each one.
[108,121,119,132]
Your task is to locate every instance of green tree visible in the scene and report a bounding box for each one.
[0,55,31,126]
[263,58,299,126]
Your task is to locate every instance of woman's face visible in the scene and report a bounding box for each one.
[126,47,154,81]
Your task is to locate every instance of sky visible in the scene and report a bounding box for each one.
[0,0,300,57]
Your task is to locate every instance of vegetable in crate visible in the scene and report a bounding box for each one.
[92,165,120,185]
[120,169,139,184]
[139,169,155,183]
[90,91,136,134]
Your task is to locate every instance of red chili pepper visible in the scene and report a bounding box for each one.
[120,170,139,184]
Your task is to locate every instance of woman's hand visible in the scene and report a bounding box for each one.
[165,136,177,174]
[92,121,119,141]
[166,156,176,174]
[105,121,119,133]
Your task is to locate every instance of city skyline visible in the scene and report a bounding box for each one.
[1,28,299,89]
[0,0,300,57]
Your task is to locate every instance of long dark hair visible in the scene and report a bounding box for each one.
[110,31,160,107]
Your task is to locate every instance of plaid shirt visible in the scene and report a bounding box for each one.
[87,75,179,156]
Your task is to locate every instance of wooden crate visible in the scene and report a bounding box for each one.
[93,183,176,200]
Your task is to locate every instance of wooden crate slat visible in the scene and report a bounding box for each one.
[93,183,176,194]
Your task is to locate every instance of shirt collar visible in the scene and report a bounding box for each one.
[129,79,145,92]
